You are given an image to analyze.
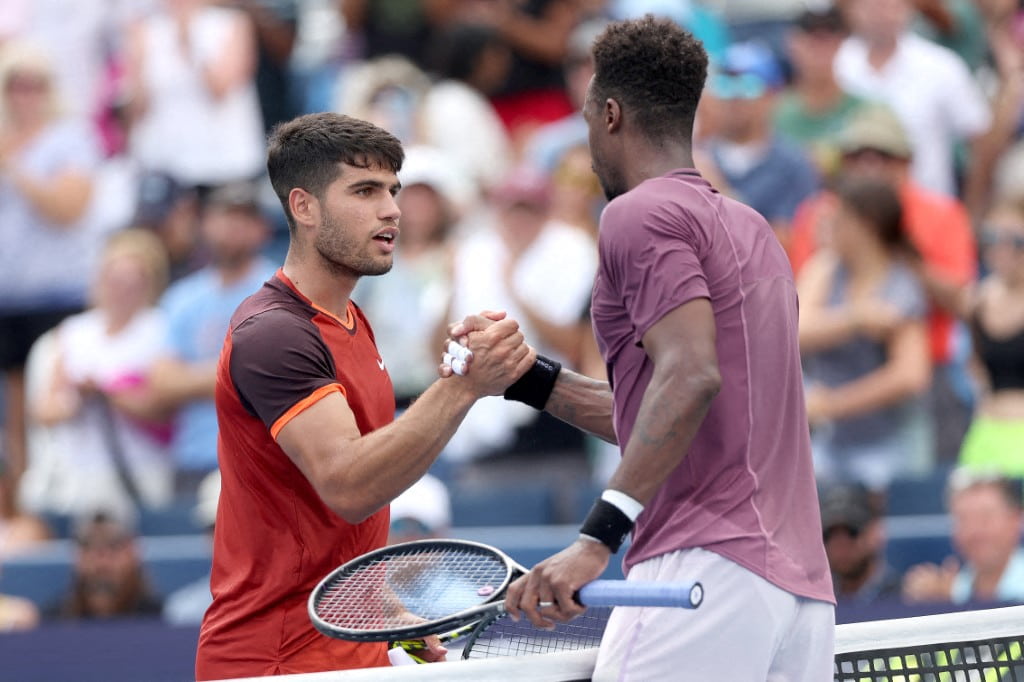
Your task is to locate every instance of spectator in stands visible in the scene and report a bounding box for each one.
[523,17,607,175]
[835,0,992,198]
[339,0,455,70]
[820,482,902,604]
[353,146,469,412]
[25,230,173,519]
[442,165,597,466]
[700,41,820,252]
[48,507,162,620]
[775,6,870,179]
[0,41,104,520]
[461,0,595,149]
[124,0,266,190]
[163,469,219,626]
[799,175,932,492]
[903,469,1024,605]
[112,181,276,496]
[335,54,432,146]
[420,22,513,193]
[216,0,301,135]
[132,171,205,283]
[789,106,978,465]
[919,195,1024,477]
[387,473,451,544]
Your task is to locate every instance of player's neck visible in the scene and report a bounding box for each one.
[623,139,696,191]
[282,251,355,320]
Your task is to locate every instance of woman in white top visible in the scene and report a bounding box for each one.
[124,0,265,188]
[27,230,174,518]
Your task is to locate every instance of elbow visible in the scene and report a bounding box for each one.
[319,479,383,525]
[690,366,722,406]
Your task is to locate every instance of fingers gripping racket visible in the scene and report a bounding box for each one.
[308,539,703,645]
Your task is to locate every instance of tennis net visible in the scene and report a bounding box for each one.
[236,605,1024,681]
[835,605,1024,681]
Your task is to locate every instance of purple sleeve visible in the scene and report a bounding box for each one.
[229,309,339,429]
[600,199,710,346]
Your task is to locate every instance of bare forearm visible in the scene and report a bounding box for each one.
[799,309,857,352]
[825,365,930,420]
[544,369,616,443]
[608,370,719,505]
[9,173,91,225]
[319,380,478,521]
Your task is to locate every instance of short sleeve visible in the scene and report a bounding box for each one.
[228,308,342,432]
[600,197,709,345]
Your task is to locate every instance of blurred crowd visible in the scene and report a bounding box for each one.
[1,0,1024,629]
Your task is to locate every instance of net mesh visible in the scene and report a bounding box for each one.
[462,607,611,659]
[834,606,1024,682]
[251,605,1024,682]
[314,544,509,630]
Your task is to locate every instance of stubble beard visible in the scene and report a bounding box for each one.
[315,211,393,278]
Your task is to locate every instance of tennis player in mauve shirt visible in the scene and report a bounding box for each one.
[195,113,533,680]
[453,17,836,681]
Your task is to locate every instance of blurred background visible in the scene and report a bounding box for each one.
[2,0,1024,679]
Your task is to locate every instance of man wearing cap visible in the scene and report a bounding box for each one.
[820,483,902,604]
[788,105,977,462]
[700,41,820,251]
[112,181,278,497]
[775,7,870,177]
[834,0,991,198]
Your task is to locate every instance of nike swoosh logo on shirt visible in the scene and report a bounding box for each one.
[377,358,386,370]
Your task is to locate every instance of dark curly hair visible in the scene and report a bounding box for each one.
[591,15,708,142]
[267,113,404,231]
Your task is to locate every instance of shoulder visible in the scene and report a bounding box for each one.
[161,268,214,309]
[901,33,967,69]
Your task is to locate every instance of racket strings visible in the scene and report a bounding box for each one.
[315,546,509,631]
[464,606,611,658]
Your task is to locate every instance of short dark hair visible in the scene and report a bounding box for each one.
[590,15,708,142]
[267,113,404,230]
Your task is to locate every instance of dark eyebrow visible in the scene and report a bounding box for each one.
[347,179,402,196]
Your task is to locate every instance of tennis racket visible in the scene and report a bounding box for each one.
[308,538,703,644]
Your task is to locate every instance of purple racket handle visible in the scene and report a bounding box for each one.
[576,580,703,609]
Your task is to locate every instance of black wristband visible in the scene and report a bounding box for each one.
[579,498,634,554]
[503,354,561,410]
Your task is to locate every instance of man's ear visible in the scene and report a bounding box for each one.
[289,188,320,232]
[605,97,623,134]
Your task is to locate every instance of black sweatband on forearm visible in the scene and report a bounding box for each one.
[579,498,634,554]
[503,354,561,410]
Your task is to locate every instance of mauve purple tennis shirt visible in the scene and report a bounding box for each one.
[591,169,834,604]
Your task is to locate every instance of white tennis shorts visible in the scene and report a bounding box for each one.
[592,547,835,682]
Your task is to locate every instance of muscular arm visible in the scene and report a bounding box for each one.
[276,380,479,524]
[276,318,533,524]
[544,369,616,444]
[604,298,721,505]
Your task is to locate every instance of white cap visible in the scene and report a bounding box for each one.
[399,145,476,214]
[390,474,452,533]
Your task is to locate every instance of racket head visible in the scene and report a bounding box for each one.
[308,539,522,642]
[461,606,611,659]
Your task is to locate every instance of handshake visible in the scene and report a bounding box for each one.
[437,312,561,410]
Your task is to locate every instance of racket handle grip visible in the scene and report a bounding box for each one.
[577,580,704,609]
